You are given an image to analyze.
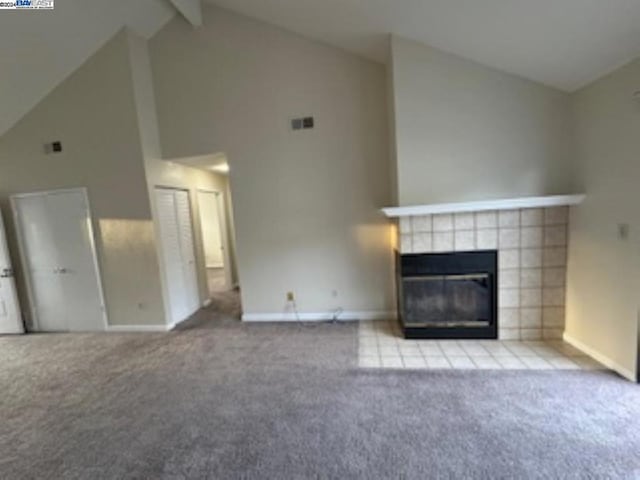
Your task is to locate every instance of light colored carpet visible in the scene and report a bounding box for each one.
[206,267,227,295]
[0,298,639,479]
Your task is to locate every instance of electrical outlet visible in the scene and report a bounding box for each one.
[286,291,295,302]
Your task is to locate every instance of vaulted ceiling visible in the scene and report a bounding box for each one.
[0,0,178,136]
[2,0,639,138]
[206,0,640,91]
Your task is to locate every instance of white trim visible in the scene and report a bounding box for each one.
[10,187,109,332]
[563,332,636,382]
[242,310,397,322]
[106,324,172,332]
[382,194,586,218]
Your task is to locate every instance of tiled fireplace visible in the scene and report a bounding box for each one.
[396,206,570,341]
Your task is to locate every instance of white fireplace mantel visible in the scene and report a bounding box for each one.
[381,194,586,218]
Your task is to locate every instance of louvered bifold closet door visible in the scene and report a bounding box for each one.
[155,188,200,324]
[173,189,200,315]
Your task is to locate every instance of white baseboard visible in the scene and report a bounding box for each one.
[563,332,636,382]
[106,324,172,332]
[202,298,212,307]
[242,310,397,322]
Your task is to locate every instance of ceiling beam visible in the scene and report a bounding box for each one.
[169,0,202,27]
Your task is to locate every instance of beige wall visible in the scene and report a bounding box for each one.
[149,6,394,317]
[0,31,166,327]
[390,36,575,206]
[566,58,640,380]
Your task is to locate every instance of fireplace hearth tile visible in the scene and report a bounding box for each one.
[543,287,565,306]
[520,356,553,369]
[499,228,520,248]
[357,320,607,371]
[400,216,412,234]
[499,269,520,289]
[402,356,428,368]
[498,328,520,340]
[520,208,543,227]
[521,227,543,247]
[433,214,454,232]
[543,268,566,287]
[381,357,404,368]
[544,225,568,246]
[454,230,475,251]
[520,308,542,328]
[476,210,498,229]
[499,308,520,328]
[476,229,498,249]
[499,210,520,228]
[433,231,454,251]
[520,268,543,288]
[520,288,542,307]
[454,212,475,230]
[426,356,453,368]
[544,207,568,225]
[499,250,520,269]
[471,356,502,369]
[499,288,520,308]
[448,356,477,369]
[412,215,432,233]
[495,356,527,369]
[400,234,412,254]
[520,329,542,340]
[413,232,433,253]
[521,249,543,268]
[543,247,567,267]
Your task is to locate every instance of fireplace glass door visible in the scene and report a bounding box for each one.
[402,274,490,327]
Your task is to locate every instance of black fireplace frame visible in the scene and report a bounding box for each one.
[396,250,498,339]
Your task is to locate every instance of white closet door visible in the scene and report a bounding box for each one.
[155,189,187,323]
[174,190,200,314]
[155,188,200,324]
[12,189,105,332]
[13,194,67,331]
[49,191,105,331]
[0,211,23,334]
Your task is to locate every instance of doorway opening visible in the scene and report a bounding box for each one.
[197,190,232,297]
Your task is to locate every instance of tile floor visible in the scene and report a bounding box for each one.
[358,319,607,371]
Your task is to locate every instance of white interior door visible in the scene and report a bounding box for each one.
[198,191,225,268]
[12,189,106,332]
[155,188,200,324]
[0,211,23,334]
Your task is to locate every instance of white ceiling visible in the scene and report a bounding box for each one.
[205,0,640,92]
[0,0,176,136]
[170,152,229,173]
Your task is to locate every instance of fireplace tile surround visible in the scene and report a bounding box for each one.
[397,207,569,341]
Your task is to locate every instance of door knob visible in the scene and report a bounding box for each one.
[0,267,13,278]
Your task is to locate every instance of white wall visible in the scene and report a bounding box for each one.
[390,36,575,206]
[0,31,167,327]
[149,6,395,318]
[566,58,640,380]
